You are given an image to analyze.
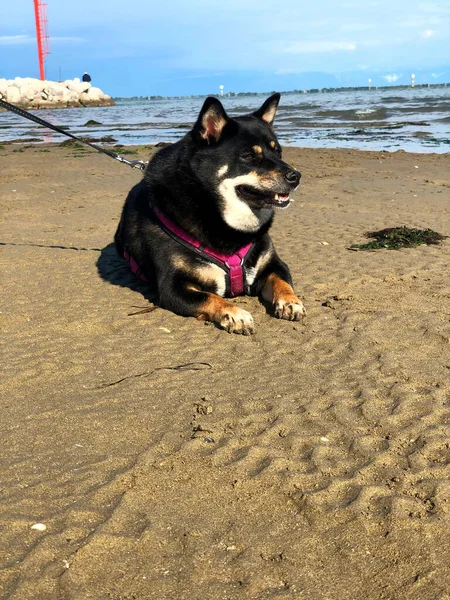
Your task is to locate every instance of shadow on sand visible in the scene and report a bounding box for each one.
[96,242,157,305]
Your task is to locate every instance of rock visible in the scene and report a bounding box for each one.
[0,78,115,110]
[64,79,91,95]
[5,86,21,104]
[79,91,90,106]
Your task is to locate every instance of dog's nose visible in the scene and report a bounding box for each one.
[285,170,301,186]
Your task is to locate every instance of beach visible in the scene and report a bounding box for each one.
[1,142,450,599]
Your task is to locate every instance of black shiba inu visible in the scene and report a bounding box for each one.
[115,93,306,334]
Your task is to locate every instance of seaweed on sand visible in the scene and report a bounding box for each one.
[350,226,448,250]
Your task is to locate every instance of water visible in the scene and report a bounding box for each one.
[1,87,449,153]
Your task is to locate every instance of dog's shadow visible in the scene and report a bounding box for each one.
[96,243,157,304]
[97,243,293,321]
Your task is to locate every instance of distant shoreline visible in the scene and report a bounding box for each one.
[114,82,449,101]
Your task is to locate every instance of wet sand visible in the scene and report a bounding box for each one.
[1,142,449,599]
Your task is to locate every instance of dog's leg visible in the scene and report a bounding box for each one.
[161,284,255,335]
[197,293,255,334]
[261,272,306,321]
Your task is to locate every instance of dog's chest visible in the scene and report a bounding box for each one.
[196,261,261,298]
[197,262,227,297]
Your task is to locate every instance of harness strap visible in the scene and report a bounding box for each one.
[124,250,149,283]
[124,206,254,297]
[153,206,253,296]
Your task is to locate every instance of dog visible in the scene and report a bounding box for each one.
[114,93,306,334]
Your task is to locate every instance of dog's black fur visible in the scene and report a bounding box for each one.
[115,93,305,334]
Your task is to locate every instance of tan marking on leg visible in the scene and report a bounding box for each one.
[197,294,255,334]
[262,273,306,321]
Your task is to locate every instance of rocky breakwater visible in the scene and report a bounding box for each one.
[0,77,115,110]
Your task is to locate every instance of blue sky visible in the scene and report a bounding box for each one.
[1,0,449,96]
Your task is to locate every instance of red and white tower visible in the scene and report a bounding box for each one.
[33,0,51,80]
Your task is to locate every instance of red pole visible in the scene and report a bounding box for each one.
[33,0,45,80]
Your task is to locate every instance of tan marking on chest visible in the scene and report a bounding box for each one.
[172,256,226,296]
[197,264,226,296]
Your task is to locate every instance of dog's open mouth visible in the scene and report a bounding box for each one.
[236,185,291,208]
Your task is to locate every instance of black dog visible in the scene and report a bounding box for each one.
[115,93,305,334]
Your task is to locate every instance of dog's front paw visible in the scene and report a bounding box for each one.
[219,307,255,335]
[274,299,306,321]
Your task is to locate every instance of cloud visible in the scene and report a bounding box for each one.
[418,2,450,14]
[0,34,85,46]
[340,23,373,32]
[431,72,446,78]
[282,41,357,54]
[52,36,85,43]
[0,35,34,45]
[421,29,436,38]
[382,73,401,83]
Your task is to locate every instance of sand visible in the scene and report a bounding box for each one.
[1,142,449,600]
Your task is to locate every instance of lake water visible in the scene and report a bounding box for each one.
[1,86,449,153]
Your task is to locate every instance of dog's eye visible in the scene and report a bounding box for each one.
[240,152,254,161]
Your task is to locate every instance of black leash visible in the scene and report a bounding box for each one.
[0,98,148,172]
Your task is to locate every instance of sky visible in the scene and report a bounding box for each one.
[1,0,449,97]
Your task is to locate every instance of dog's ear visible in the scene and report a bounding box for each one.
[193,97,229,143]
[253,93,280,125]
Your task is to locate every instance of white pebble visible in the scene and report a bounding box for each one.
[31,523,47,531]
[320,436,330,442]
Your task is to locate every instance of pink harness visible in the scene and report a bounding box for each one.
[124,205,254,297]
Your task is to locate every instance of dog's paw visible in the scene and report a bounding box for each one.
[274,299,306,321]
[218,307,255,335]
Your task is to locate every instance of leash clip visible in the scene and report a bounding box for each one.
[115,156,148,172]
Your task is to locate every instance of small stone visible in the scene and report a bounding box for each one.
[31,523,46,531]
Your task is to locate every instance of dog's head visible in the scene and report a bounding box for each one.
[189,93,301,231]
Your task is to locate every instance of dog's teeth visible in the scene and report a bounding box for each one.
[274,193,279,201]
